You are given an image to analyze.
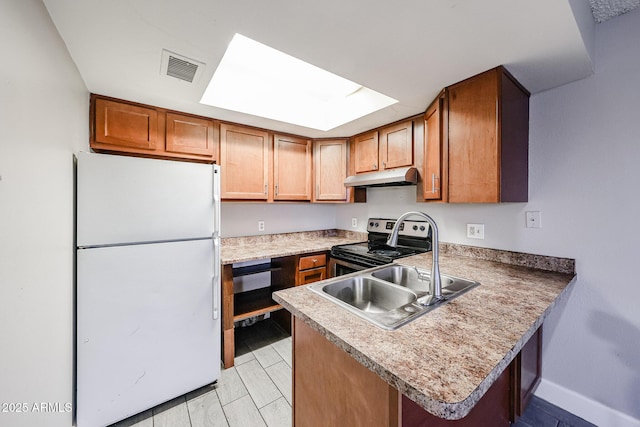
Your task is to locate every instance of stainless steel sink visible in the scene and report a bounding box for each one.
[308,265,479,330]
[322,277,417,313]
[371,265,478,298]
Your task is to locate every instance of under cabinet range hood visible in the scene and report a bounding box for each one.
[344,166,418,187]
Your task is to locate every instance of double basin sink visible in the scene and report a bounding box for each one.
[308,265,480,330]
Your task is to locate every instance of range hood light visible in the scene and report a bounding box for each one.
[344,167,418,188]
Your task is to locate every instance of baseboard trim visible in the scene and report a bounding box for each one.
[535,378,640,427]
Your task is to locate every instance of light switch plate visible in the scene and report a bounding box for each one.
[351,217,358,228]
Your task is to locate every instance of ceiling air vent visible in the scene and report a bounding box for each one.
[161,49,205,83]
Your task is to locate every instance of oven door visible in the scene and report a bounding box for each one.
[329,257,376,278]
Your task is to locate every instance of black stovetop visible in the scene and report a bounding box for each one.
[331,217,432,266]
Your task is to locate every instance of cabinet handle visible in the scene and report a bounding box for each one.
[382,161,386,168]
[431,173,440,193]
[275,184,279,196]
[373,163,378,170]
[264,184,267,195]
[312,259,318,263]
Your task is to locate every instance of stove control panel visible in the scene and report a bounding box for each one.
[367,218,430,239]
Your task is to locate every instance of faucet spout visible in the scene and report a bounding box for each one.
[386,211,442,305]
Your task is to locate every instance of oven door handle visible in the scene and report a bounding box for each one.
[329,256,378,277]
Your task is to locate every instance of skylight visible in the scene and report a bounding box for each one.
[200,34,398,131]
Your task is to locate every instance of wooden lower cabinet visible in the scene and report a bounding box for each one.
[511,326,542,422]
[296,253,327,286]
[294,319,399,427]
[297,267,326,285]
[221,256,296,368]
[401,369,511,427]
[293,317,541,427]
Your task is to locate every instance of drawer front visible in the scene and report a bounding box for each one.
[299,253,327,270]
[297,267,327,286]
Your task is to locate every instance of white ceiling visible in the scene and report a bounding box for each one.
[44,0,598,139]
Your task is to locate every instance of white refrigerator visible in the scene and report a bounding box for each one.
[75,152,221,427]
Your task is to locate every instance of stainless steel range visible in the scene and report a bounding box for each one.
[329,218,432,277]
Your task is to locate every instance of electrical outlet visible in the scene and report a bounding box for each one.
[467,223,485,239]
[526,211,542,228]
[258,220,265,232]
[351,217,358,228]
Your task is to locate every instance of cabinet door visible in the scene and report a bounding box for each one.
[448,69,500,203]
[297,267,326,286]
[313,139,348,202]
[94,97,160,153]
[401,366,511,427]
[353,131,379,174]
[294,319,399,427]
[379,120,413,170]
[423,96,444,200]
[511,327,542,422]
[165,113,218,162]
[274,134,312,201]
[219,123,270,200]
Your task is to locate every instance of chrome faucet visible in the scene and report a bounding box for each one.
[386,211,443,306]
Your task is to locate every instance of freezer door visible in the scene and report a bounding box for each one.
[77,152,214,247]
[76,239,220,427]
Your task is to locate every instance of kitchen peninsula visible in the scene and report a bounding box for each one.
[273,244,576,426]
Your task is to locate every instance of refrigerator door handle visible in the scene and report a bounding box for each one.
[212,238,220,320]
[212,165,221,239]
[212,277,219,320]
[212,164,221,321]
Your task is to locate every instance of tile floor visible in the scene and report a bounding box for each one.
[515,396,597,427]
[111,319,595,427]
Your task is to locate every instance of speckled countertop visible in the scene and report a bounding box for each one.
[273,243,577,420]
[221,229,366,264]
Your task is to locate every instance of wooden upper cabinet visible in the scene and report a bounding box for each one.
[93,96,161,153]
[313,139,348,202]
[220,123,270,200]
[379,120,413,170]
[352,121,414,176]
[421,94,445,201]
[447,66,529,203]
[352,131,380,174]
[90,94,218,163]
[165,112,218,162]
[273,134,312,201]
